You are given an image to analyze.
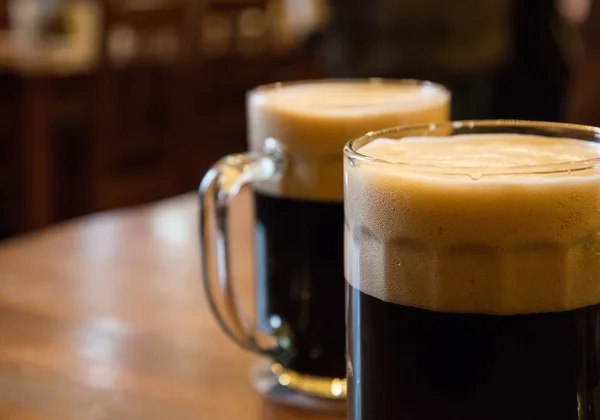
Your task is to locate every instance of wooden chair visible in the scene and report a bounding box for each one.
[90,0,199,211]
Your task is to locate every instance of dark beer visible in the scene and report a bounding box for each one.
[255,191,345,378]
[345,130,600,418]
[248,80,449,386]
[347,284,600,420]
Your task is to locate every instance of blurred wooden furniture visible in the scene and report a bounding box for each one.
[0,0,201,232]
[183,0,271,186]
[0,192,346,420]
[0,29,97,232]
[0,0,326,239]
[566,53,600,126]
[0,32,97,75]
[565,0,600,126]
[185,0,326,188]
[91,0,198,211]
[0,0,8,30]
[0,71,21,238]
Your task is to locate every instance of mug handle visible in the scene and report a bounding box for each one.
[199,139,287,356]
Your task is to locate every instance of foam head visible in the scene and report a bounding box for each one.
[248,80,450,201]
[345,133,600,314]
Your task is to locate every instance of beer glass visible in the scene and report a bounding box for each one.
[345,120,600,420]
[199,79,449,409]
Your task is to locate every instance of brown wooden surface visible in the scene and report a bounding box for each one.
[0,192,346,420]
[91,0,196,212]
[0,24,96,231]
[18,75,56,231]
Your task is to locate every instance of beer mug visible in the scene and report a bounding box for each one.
[199,79,449,409]
[345,120,600,419]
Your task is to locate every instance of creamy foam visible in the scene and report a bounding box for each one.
[360,134,600,169]
[345,134,600,314]
[248,81,450,201]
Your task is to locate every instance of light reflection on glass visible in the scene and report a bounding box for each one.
[278,373,291,386]
[270,362,346,399]
[331,378,344,397]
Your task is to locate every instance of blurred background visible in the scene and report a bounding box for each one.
[0,0,598,240]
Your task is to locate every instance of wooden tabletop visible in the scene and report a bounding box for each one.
[0,193,346,420]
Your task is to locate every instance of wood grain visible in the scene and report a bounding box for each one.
[0,192,345,419]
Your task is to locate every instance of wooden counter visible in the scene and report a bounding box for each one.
[0,193,346,419]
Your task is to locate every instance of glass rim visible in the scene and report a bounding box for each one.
[247,77,450,99]
[344,120,600,177]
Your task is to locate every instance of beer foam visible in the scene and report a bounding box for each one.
[252,83,447,117]
[360,134,600,169]
[345,134,600,314]
[248,81,449,201]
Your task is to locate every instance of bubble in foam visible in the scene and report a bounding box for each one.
[468,172,482,180]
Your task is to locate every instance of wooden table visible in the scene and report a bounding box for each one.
[0,193,346,419]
